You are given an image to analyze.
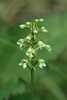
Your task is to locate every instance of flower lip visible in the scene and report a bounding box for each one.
[38,59,46,68]
[19,59,28,68]
[45,45,51,52]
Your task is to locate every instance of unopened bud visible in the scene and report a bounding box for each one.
[19,24,25,29]
[26,36,31,41]
[39,18,44,22]
[35,19,39,22]
[33,30,38,34]
[26,22,31,25]
[42,29,48,33]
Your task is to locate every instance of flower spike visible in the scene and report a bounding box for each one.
[17,18,51,70]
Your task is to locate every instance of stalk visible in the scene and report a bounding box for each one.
[31,68,34,100]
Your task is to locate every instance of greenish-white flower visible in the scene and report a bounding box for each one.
[45,45,51,52]
[17,18,51,70]
[41,26,45,30]
[26,22,31,25]
[19,24,25,29]
[17,39,25,48]
[19,59,28,68]
[39,18,44,22]
[41,26,48,33]
[26,47,35,58]
[35,19,39,22]
[26,35,31,42]
[38,59,46,68]
[33,29,38,34]
[42,29,48,33]
[38,41,45,49]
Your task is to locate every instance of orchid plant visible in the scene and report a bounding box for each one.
[17,18,51,100]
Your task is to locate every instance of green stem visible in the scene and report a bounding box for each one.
[31,68,34,100]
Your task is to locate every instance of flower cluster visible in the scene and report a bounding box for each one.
[17,18,51,70]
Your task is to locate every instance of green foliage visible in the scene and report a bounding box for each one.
[0,12,67,100]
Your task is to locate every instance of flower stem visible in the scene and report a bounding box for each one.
[31,68,34,100]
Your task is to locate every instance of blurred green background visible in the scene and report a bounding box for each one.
[0,0,67,100]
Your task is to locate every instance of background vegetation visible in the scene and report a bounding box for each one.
[0,0,67,100]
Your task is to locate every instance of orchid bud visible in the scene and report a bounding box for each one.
[39,18,44,22]
[19,24,25,29]
[33,30,38,34]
